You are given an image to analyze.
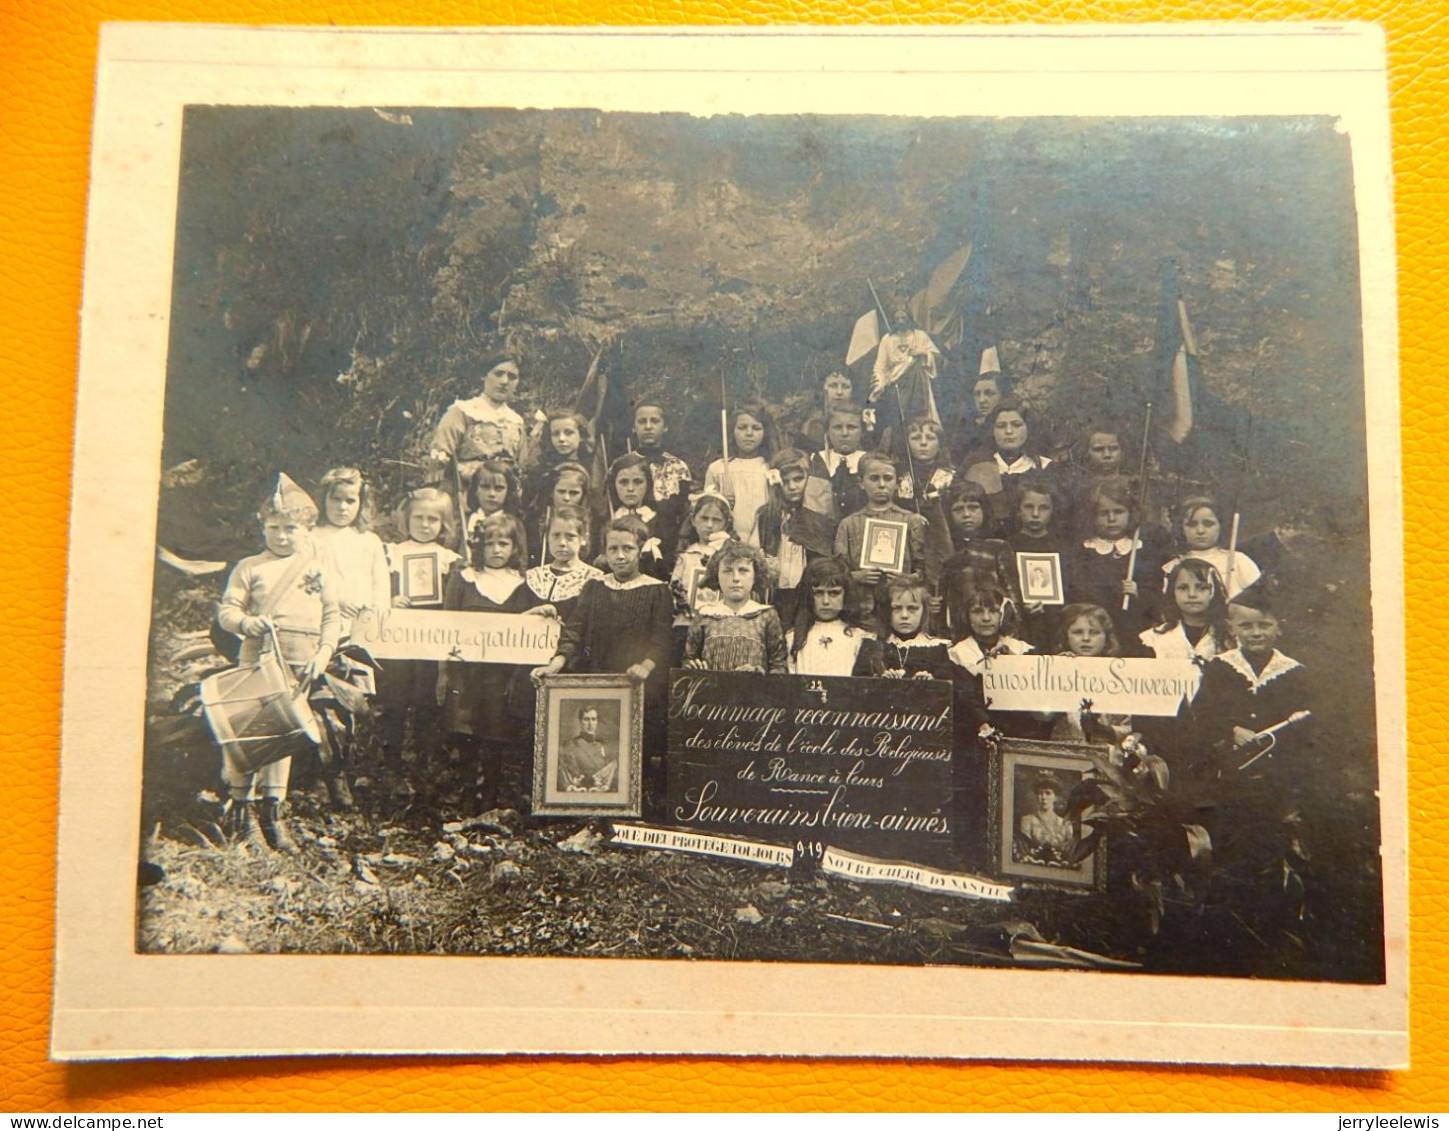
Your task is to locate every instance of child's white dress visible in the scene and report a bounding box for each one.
[704,456,770,546]
[313,525,390,637]
[786,622,875,677]
[1138,622,1221,663]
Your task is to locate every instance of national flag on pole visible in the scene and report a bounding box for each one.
[1152,262,1199,447]
[571,345,628,528]
[908,241,972,350]
[846,309,881,366]
[1145,263,1249,490]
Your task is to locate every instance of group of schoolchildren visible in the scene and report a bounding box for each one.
[211,354,1313,863]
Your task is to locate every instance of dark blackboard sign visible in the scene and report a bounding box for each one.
[665,670,956,865]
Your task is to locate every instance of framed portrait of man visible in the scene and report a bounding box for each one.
[532,674,643,817]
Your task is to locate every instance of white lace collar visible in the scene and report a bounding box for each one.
[886,633,951,649]
[394,539,455,556]
[687,530,732,556]
[995,452,1049,475]
[525,562,601,601]
[602,573,664,592]
[1083,536,1138,556]
[1217,647,1302,691]
[451,394,520,422]
[695,599,770,619]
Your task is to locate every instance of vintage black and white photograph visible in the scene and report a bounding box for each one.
[52,26,1405,1065]
[130,91,1387,981]
[988,738,1103,891]
[1016,550,1066,606]
[532,676,640,815]
[399,550,443,605]
[137,100,1384,965]
[859,516,909,574]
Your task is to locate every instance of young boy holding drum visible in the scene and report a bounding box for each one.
[214,473,339,854]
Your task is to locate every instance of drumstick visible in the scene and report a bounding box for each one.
[1236,710,1312,770]
[267,623,311,695]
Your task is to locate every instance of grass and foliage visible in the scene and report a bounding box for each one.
[141,573,1383,981]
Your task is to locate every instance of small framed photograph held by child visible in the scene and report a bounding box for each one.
[532,674,643,818]
[400,552,442,605]
[682,561,707,611]
[985,736,1106,893]
[1016,551,1065,606]
[859,516,909,573]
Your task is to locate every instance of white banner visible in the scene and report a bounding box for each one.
[351,607,559,665]
[821,848,1014,902]
[612,823,793,867]
[982,654,1201,717]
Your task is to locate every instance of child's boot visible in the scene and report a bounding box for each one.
[324,772,356,812]
[258,798,301,856]
[224,800,269,855]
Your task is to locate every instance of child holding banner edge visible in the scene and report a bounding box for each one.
[440,512,555,813]
[376,487,461,774]
[1047,603,1134,748]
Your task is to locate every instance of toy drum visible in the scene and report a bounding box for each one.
[200,635,322,775]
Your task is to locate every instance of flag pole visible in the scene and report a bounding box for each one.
[1223,412,1253,597]
[866,277,894,333]
[867,277,912,477]
[894,384,923,517]
[572,341,605,414]
[452,456,470,549]
[719,363,733,500]
[1121,402,1153,611]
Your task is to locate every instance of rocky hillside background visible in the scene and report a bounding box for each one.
[158,106,1364,552]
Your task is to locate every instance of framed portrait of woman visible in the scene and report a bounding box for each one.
[986,737,1106,892]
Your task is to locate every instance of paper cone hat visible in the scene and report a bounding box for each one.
[262,472,319,522]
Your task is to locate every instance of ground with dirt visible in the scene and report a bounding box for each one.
[140,567,1384,982]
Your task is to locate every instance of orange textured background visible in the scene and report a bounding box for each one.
[1,2,1440,1115]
